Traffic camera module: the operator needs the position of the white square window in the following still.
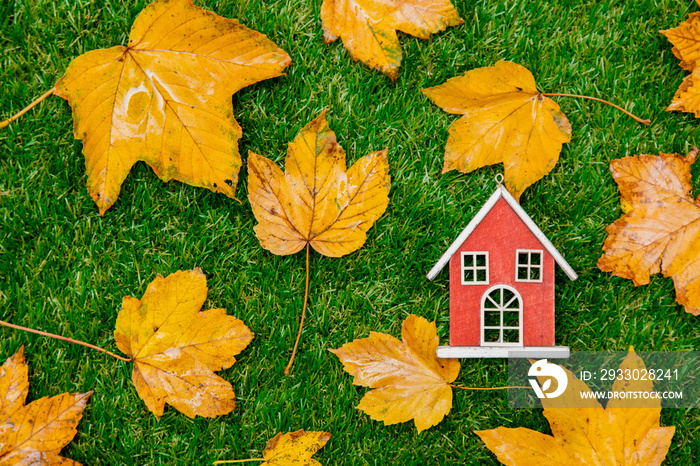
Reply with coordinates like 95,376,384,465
515,249,543,282
461,252,489,285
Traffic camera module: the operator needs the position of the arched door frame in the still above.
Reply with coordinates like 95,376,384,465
480,284,523,346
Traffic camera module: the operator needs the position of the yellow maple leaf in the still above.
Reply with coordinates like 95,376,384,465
260,430,331,466
52,0,291,214
330,314,460,433
247,110,390,373
476,348,675,465
215,430,331,466
114,268,253,418
0,347,92,465
247,110,391,258
422,60,572,200
662,3,700,116
320,0,462,80
597,149,700,315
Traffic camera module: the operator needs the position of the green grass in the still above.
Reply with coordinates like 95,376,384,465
1,0,699,464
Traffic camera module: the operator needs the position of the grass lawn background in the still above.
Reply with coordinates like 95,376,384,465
1,0,698,464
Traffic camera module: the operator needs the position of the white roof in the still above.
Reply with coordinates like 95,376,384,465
426,185,578,281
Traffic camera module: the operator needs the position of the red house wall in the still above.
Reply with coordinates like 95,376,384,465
449,198,556,347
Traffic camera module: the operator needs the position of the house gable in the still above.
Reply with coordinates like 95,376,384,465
427,185,577,281
452,197,553,287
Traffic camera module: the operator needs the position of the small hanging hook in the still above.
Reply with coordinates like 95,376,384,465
495,173,504,185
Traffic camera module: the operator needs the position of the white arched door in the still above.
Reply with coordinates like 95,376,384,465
480,285,522,346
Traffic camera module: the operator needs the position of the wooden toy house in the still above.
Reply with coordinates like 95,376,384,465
427,184,577,358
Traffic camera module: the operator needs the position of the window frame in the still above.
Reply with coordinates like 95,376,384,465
460,251,489,285
515,249,544,283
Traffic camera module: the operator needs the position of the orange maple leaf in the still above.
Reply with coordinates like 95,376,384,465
0,347,92,465
52,0,291,214
598,149,700,315
476,348,675,465
422,61,572,200
662,2,700,116
247,110,391,257
114,269,253,418
320,0,462,80
330,314,460,433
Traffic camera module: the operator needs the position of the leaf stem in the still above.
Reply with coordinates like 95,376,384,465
0,88,56,129
542,92,650,125
284,244,310,376
450,384,531,390
0,319,131,362
213,459,265,464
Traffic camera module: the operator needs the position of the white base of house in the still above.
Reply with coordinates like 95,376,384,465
436,345,570,359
